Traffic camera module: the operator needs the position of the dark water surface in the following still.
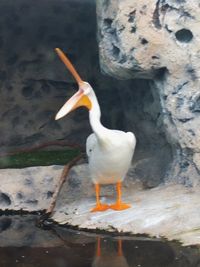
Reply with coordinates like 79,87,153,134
0,215,199,267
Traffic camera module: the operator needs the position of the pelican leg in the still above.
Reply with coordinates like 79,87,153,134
110,181,131,210
91,183,109,212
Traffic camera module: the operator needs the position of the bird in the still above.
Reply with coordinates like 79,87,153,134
54,48,136,212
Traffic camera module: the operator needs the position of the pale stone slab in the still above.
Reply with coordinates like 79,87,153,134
52,164,200,247
0,164,200,247
0,165,63,211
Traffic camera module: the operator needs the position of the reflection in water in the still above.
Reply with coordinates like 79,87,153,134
92,238,129,267
0,215,199,267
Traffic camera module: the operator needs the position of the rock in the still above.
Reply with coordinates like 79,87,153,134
0,163,200,246
96,0,200,186
0,165,63,211
0,0,95,151
52,164,200,246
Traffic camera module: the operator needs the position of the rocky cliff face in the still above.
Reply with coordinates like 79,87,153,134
96,0,200,186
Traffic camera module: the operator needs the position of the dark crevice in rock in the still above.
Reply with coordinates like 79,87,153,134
175,0,186,3
152,0,162,29
153,2,194,31
175,29,193,43
176,97,184,109
118,54,127,64
186,66,197,81
16,192,24,199
160,3,170,13
161,3,194,19
0,193,11,206
188,129,195,136
193,160,200,176
154,67,168,80
165,25,173,33
112,44,120,60
110,28,119,43
47,191,53,199
179,10,194,19
103,18,113,30
128,10,136,23
175,148,199,186
117,25,125,33
152,55,160,60
141,38,148,45
130,26,136,33
189,93,200,113
180,161,190,173
172,81,189,94
178,117,193,123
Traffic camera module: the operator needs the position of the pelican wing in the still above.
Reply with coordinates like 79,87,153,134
126,132,136,148
86,133,97,157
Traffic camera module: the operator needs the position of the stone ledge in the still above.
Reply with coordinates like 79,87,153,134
0,164,199,246
0,165,63,211
52,164,200,247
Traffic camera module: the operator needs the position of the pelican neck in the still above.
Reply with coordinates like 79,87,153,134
88,92,108,139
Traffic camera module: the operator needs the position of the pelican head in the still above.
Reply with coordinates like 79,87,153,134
55,48,92,120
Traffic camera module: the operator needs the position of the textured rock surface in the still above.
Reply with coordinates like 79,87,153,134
52,164,200,246
0,0,95,151
96,0,200,186
0,163,200,246
0,165,63,211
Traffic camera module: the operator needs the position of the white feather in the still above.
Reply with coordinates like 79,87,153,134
86,129,136,184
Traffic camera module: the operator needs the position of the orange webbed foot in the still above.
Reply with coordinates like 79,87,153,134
110,202,131,211
91,204,110,212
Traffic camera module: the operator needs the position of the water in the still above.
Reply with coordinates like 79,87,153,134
0,215,199,267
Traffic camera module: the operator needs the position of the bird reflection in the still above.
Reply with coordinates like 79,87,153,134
92,237,129,267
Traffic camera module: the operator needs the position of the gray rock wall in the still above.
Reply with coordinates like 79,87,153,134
96,0,200,186
0,0,96,151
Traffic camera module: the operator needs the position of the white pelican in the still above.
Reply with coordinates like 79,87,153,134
55,48,136,212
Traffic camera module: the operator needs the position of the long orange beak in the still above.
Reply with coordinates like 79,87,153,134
55,48,91,120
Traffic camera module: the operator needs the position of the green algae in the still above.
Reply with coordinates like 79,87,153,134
0,149,80,168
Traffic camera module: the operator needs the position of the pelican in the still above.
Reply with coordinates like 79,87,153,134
55,48,136,212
